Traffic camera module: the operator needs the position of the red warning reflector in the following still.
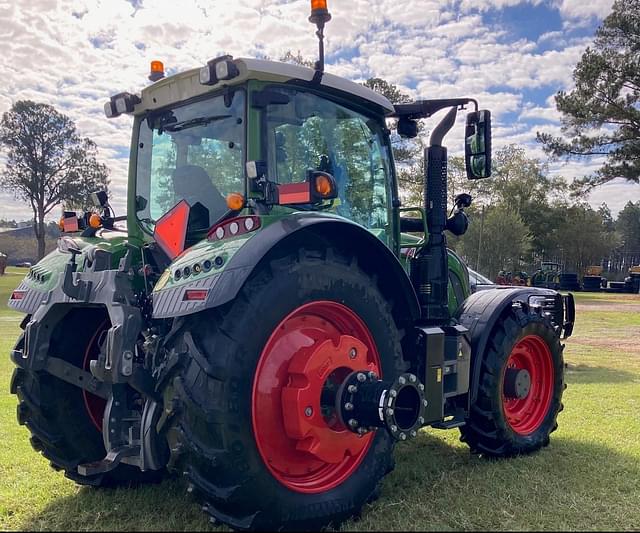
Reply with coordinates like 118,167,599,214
63,216,79,233
183,289,209,301
10,290,26,300
153,200,190,259
278,182,312,204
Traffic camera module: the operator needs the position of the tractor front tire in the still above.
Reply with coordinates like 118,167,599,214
163,246,405,531
460,308,564,457
10,311,162,487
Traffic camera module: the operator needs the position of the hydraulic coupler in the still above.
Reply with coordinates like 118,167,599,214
336,371,427,441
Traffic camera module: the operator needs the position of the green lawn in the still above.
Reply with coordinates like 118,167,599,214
1,267,638,531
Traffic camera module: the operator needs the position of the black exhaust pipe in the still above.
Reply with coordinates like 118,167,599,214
336,371,427,441
410,106,458,323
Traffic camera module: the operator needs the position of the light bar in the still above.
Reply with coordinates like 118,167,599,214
208,216,261,242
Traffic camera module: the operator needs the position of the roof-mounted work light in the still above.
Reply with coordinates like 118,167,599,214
199,55,239,86
104,92,141,118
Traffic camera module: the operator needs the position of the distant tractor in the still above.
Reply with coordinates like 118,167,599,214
532,262,562,290
7,2,575,530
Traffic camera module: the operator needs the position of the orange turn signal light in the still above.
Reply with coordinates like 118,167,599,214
315,174,334,197
311,0,328,10
89,213,102,229
58,217,65,231
226,193,245,211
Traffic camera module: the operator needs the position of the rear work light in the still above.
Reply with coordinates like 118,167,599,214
208,216,261,242
10,290,26,300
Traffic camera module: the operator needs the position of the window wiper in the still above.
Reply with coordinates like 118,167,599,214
163,114,232,132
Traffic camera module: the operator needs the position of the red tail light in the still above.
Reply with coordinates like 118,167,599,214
183,289,209,301
10,290,26,300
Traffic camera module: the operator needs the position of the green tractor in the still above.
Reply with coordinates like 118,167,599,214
8,3,575,530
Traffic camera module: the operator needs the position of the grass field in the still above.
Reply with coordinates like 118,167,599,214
0,267,638,531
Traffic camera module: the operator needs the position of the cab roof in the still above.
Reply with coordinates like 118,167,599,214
136,57,395,116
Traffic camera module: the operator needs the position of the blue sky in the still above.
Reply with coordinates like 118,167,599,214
0,0,637,221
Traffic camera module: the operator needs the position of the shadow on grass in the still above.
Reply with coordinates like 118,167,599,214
16,433,640,532
565,362,638,384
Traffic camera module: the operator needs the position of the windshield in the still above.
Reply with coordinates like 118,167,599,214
264,87,392,231
135,90,245,231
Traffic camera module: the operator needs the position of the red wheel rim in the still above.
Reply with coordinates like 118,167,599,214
252,301,381,494
502,334,554,435
82,321,109,432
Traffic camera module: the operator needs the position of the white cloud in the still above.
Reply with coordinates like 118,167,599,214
556,0,614,20
0,0,630,223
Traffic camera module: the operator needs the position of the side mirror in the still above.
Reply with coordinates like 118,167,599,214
465,110,492,179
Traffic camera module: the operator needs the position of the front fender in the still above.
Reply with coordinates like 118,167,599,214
152,213,421,323
456,287,572,404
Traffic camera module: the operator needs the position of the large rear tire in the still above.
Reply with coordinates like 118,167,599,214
10,310,162,486
460,308,565,457
163,246,405,530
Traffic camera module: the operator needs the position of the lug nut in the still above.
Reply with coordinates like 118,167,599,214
419,383,425,391
423,399,428,406
399,433,407,441
398,376,406,385
304,407,313,417
348,384,358,394
409,374,417,383
389,389,397,398
390,424,398,433
348,419,359,428
345,402,354,411
410,430,417,438
386,408,394,416
368,371,378,380
349,348,357,359
357,373,367,383
418,416,425,425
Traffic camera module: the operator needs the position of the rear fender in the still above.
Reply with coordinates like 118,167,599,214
456,287,573,404
152,213,421,324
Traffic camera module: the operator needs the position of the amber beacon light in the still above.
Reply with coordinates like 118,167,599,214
310,0,331,24
149,60,165,82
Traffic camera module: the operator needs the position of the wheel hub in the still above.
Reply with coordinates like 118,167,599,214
503,368,531,399
281,334,374,465
502,335,554,435
252,301,382,493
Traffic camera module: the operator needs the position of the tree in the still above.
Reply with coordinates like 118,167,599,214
616,201,640,252
556,203,618,273
457,205,531,279
537,0,640,188
0,101,109,259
